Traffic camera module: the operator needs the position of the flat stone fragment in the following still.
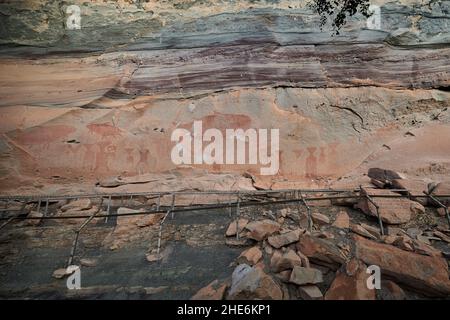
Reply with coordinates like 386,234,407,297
237,246,263,266
351,224,378,240
354,235,450,296
245,220,281,241
391,179,429,205
324,259,376,300
267,229,301,248
332,211,350,229
296,234,346,270
356,188,417,224
289,266,323,285
225,218,249,237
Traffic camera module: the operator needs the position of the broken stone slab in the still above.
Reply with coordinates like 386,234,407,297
350,224,378,240
61,198,92,212
271,249,302,273
245,219,280,241
434,230,450,243
392,236,414,252
359,223,381,238
289,266,323,286
386,226,404,236
267,229,302,249
225,218,249,237
370,178,386,189
191,280,228,300
230,264,251,287
356,188,420,224
416,234,434,245
297,213,310,229
311,212,330,225
354,235,450,296
296,234,346,270
412,239,442,257
391,179,429,206
332,211,350,229
297,285,323,300
237,246,262,266
411,201,426,215
228,264,283,300
406,227,422,239
324,258,376,300
381,234,399,245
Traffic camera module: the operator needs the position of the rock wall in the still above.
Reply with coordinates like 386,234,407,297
0,0,449,192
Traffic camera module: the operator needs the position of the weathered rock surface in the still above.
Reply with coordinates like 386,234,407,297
289,266,323,286
0,1,449,191
237,247,263,266
430,182,450,206
267,229,302,249
245,220,280,241
271,249,302,273
296,234,347,270
325,259,376,300
332,211,350,229
228,264,283,300
226,219,249,237
351,224,379,240
1,0,450,301
356,188,418,224
311,212,330,226
354,235,450,296
391,179,429,205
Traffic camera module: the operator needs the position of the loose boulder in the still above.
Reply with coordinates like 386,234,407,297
289,266,323,285
267,229,302,249
245,220,281,241
296,234,346,270
228,264,283,300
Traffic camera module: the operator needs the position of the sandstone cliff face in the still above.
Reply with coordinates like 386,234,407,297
0,0,449,192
